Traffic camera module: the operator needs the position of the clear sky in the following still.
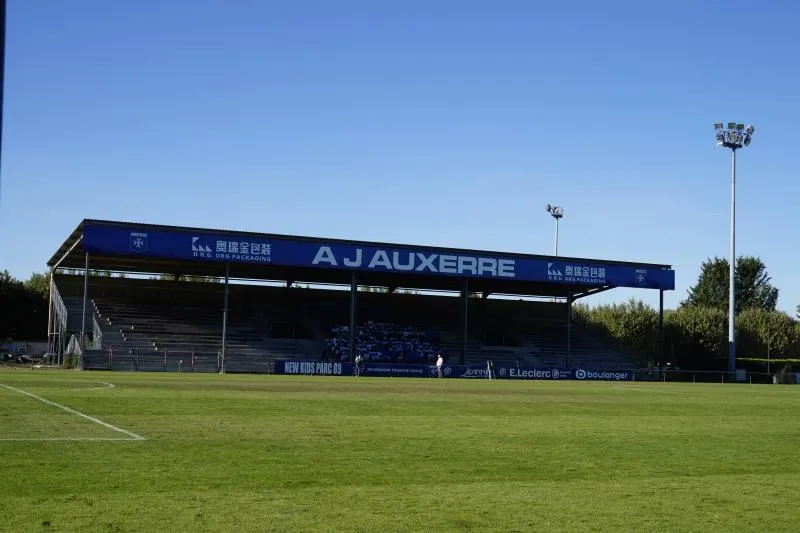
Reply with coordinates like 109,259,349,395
1,0,798,314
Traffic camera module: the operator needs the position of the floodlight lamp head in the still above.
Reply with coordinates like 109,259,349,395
743,135,751,146
736,123,745,131
547,204,563,218
727,122,736,130
714,122,723,130
746,125,754,135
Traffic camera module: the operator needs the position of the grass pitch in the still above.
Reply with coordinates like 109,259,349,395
0,371,798,532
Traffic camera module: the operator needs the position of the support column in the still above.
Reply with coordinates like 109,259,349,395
727,149,737,376
565,288,572,369
461,278,469,365
659,289,665,368
349,272,357,362
46,270,53,354
81,253,89,349
221,263,230,374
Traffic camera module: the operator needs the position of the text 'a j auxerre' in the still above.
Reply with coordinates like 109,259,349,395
311,247,516,278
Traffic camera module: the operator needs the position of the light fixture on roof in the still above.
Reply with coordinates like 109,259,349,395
545,204,564,256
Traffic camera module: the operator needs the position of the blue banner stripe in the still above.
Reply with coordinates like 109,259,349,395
83,224,675,291
274,361,633,381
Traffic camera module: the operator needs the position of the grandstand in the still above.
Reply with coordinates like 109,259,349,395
45,219,675,373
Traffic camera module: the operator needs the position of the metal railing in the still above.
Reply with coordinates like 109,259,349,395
50,278,68,354
88,315,103,350
631,368,796,385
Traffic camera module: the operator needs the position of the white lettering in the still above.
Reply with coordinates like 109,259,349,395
392,251,414,271
415,253,438,273
509,368,556,379
439,255,457,274
457,256,477,275
343,249,362,267
368,250,393,270
312,246,337,266
477,258,497,276
498,259,515,278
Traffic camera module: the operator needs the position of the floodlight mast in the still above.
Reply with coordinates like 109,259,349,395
715,121,755,376
546,204,564,256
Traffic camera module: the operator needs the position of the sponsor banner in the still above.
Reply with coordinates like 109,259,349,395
436,365,492,378
82,223,675,291
361,363,429,378
274,360,429,378
275,361,633,381
277,360,351,376
573,368,632,381
497,367,572,380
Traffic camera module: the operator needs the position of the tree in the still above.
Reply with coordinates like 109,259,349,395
60,269,126,278
24,271,51,299
359,285,388,293
574,298,659,361
736,309,797,359
157,273,220,283
0,270,47,340
665,306,728,367
682,256,778,313
796,304,799,321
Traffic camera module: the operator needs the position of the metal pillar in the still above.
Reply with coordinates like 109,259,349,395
349,272,357,361
554,217,560,256
81,253,89,348
46,270,53,354
659,289,665,368
565,288,572,368
727,149,737,375
0,0,5,198
461,278,469,365
221,263,230,374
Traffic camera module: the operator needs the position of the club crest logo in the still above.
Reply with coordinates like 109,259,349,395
129,232,148,252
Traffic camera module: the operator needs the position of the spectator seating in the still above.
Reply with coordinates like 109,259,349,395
55,274,637,373
322,321,440,363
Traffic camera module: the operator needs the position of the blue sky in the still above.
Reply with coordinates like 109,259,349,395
1,0,798,314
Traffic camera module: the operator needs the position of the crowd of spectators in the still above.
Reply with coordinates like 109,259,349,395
322,321,440,363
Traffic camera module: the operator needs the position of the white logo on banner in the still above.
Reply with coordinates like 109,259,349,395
192,237,212,253
548,263,607,284
190,236,272,262
129,232,148,252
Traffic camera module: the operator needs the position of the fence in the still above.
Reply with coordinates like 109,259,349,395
93,347,272,374
49,278,68,354
74,353,800,384
274,361,800,384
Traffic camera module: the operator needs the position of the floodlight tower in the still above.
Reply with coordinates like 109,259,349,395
715,122,755,376
546,204,564,256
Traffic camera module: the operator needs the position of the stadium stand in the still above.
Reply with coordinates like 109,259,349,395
52,273,634,373
42,219,675,375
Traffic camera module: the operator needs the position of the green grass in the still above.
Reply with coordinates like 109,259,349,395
1,370,798,532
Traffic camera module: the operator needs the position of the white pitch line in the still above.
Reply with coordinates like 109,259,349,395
0,384,145,441
0,437,140,442
611,385,673,393
68,381,115,392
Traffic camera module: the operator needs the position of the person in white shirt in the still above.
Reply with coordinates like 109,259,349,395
436,354,444,378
